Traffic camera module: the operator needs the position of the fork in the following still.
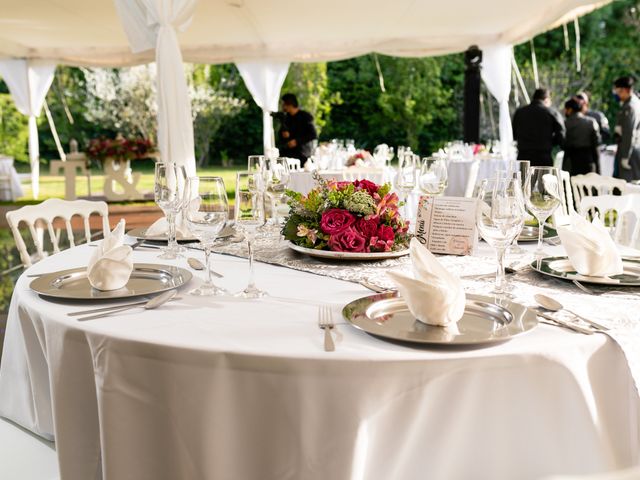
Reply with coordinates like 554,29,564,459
318,305,335,352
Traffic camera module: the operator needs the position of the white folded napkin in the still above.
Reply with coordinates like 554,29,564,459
87,219,133,291
146,215,191,238
387,239,466,327
556,212,623,277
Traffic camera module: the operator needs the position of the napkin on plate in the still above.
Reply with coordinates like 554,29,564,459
387,239,466,327
87,219,133,291
145,215,191,238
556,212,623,277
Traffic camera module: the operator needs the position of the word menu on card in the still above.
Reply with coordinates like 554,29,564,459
414,196,478,255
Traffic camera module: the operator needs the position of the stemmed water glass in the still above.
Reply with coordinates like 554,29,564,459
154,162,187,260
524,166,562,257
476,175,525,295
234,172,267,298
396,152,417,218
247,155,265,173
184,176,229,296
418,157,448,195
508,160,530,254
263,157,291,226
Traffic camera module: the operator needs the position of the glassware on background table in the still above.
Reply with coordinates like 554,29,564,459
508,160,530,255
524,166,562,257
476,175,525,295
418,157,448,195
247,155,265,172
386,146,395,168
184,176,229,296
263,157,291,226
154,162,187,260
396,152,418,218
234,172,267,298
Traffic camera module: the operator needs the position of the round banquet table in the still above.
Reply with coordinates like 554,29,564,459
0,242,639,480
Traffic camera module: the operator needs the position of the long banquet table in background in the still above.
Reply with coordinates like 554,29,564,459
1,235,639,480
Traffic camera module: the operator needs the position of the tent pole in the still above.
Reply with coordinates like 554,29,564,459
529,39,539,89
43,100,66,161
511,54,530,104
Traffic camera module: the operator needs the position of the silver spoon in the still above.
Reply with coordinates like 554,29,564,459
187,257,223,278
534,293,609,331
76,290,177,321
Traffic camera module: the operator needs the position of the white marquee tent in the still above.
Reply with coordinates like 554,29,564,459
0,0,611,198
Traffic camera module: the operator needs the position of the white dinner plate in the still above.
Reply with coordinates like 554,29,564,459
128,225,234,243
531,256,640,286
288,242,409,261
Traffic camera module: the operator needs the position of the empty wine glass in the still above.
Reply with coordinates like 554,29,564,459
386,146,395,168
524,166,562,257
508,160,530,254
418,157,448,195
247,155,265,173
476,175,525,295
263,157,291,226
234,172,267,298
396,152,417,217
154,162,187,260
184,176,229,296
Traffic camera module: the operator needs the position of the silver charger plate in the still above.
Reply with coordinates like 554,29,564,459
342,292,537,346
531,256,640,286
289,242,409,261
518,225,558,242
30,263,193,300
128,225,234,243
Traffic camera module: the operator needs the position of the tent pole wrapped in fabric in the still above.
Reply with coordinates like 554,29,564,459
237,61,291,155
481,44,515,151
0,60,55,199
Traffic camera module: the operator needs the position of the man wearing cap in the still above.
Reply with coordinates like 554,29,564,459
613,76,640,180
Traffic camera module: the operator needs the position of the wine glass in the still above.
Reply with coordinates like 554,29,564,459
234,172,267,298
508,160,530,254
247,155,265,173
386,146,395,168
263,157,291,226
418,157,448,195
396,152,417,218
524,166,562,257
184,176,229,296
476,175,525,295
154,162,187,260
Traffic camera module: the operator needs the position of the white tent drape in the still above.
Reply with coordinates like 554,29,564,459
481,44,514,151
0,60,55,199
114,0,197,177
236,61,290,155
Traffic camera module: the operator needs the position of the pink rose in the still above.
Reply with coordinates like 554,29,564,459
320,209,355,234
377,224,395,242
354,179,379,196
369,238,393,252
328,227,367,253
354,216,379,239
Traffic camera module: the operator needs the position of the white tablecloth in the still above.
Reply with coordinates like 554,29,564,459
444,158,513,196
0,156,24,200
1,242,639,480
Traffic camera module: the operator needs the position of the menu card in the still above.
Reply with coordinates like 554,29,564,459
414,196,478,255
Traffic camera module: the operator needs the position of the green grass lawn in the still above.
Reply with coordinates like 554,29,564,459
8,163,242,205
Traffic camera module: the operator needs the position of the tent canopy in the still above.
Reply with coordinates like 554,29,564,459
0,0,610,67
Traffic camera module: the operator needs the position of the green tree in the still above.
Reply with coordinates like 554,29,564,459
0,94,28,163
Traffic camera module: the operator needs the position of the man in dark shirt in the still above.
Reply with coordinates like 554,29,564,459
613,76,640,181
562,97,601,176
277,93,318,163
512,88,565,167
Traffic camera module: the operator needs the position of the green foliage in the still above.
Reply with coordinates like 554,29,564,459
0,94,28,163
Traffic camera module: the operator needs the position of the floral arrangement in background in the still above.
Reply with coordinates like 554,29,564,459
86,135,154,162
283,178,410,253
345,150,374,167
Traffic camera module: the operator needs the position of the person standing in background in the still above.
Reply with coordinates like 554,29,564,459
562,97,601,176
512,88,565,167
277,93,318,164
576,91,610,144
612,76,640,181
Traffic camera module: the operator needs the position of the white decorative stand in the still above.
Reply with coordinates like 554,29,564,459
103,157,144,201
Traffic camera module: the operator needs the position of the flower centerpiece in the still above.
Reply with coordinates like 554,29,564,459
86,135,154,163
345,150,374,167
282,178,410,253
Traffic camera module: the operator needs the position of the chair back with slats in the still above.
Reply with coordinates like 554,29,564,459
285,158,302,171
571,172,627,206
579,194,640,248
6,198,109,267
552,170,576,226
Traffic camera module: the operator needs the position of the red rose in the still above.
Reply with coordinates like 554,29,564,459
354,179,379,196
320,209,355,234
328,227,367,253
369,238,393,252
354,216,379,239
377,224,395,242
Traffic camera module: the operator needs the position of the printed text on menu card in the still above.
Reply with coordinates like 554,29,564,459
414,196,478,255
